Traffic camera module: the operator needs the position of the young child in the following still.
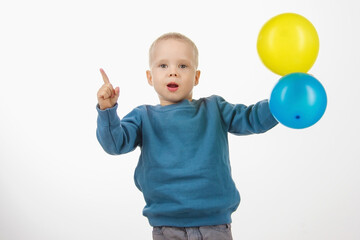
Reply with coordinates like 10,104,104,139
96,32,278,240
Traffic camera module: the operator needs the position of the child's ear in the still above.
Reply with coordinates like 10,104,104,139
146,70,153,86
194,70,201,86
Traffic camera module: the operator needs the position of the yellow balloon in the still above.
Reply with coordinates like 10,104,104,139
257,13,319,76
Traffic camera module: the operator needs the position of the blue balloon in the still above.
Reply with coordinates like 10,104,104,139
269,73,327,129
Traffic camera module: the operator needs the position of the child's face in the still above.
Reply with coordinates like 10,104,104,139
147,39,200,106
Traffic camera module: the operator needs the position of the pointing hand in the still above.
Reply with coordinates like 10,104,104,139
97,68,120,110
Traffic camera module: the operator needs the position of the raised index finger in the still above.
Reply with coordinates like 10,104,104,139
100,68,110,84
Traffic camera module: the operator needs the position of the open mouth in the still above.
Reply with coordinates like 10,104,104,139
167,82,179,92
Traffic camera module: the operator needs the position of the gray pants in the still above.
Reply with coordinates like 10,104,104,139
152,224,233,240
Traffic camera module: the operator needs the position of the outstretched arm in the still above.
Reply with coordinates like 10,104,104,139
216,96,278,135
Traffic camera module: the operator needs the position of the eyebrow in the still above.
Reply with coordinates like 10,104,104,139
154,59,193,64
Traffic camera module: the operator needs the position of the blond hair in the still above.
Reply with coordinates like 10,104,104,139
148,32,199,69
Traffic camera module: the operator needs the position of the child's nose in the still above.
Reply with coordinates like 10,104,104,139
168,65,179,77
169,73,178,77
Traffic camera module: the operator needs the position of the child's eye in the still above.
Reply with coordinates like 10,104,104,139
179,64,187,69
160,64,167,68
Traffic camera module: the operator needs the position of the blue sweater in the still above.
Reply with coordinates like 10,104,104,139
96,95,278,227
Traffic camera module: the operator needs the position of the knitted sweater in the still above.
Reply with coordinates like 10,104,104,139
96,95,278,227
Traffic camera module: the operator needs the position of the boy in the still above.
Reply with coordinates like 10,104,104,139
96,32,278,240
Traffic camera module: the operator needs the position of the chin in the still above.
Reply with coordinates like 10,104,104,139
159,96,183,105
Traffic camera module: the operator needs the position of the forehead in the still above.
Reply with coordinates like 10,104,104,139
151,39,195,60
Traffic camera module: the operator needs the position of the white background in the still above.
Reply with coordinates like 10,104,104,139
1,0,359,239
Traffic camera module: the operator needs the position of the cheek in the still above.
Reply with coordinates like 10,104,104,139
187,72,198,84
152,70,166,80
152,79,165,90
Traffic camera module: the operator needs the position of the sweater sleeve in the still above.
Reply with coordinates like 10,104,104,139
96,103,142,155
214,95,278,135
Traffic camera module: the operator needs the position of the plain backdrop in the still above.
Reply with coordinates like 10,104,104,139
1,0,359,239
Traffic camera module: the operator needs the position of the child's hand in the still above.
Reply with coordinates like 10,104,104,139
97,68,120,110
